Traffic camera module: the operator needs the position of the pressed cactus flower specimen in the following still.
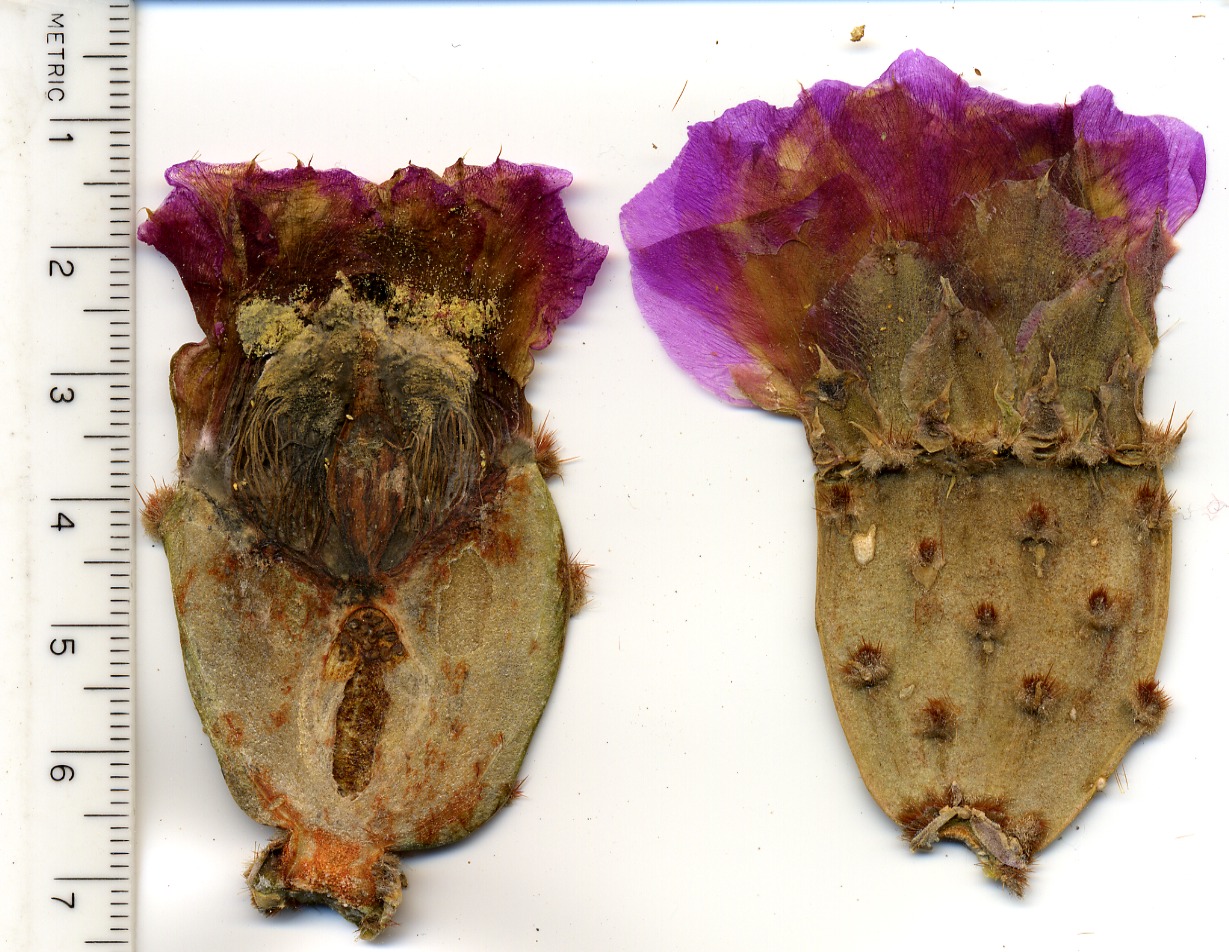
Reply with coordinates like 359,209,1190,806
621,51,1204,893
141,158,605,937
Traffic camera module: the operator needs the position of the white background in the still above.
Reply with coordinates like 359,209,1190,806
126,2,1228,949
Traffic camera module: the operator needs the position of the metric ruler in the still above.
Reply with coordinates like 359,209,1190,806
1,2,137,949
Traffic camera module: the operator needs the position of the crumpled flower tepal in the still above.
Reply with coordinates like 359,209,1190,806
141,159,605,936
622,52,1204,893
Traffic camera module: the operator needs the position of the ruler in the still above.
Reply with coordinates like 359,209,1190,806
1,2,136,949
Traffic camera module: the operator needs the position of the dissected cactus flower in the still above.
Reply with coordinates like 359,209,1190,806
141,158,605,936
621,51,1204,893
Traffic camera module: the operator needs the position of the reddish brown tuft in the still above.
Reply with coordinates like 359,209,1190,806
828,483,853,510
818,482,859,531
1133,481,1174,530
1006,811,1048,856
841,641,890,688
501,776,528,805
994,862,1031,897
917,697,958,741
1141,413,1188,467
1131,678,1170,734
1018,672,1061,717
1020,501,1051,541
971,601,1003,653
896,792,946,839
533,418,573,480
1085,585,1120,631
563,552,591,617
916,537,939,566
967,794,1011,829
139,481,177,540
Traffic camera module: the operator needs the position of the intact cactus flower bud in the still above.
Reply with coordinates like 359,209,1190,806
622,51,1204,893
141,159,605,937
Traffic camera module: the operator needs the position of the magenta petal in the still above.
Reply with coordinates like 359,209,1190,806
141,158,606,356
627,230,762,405
438,159,608,349
142,158,606,467
622,51,1206,410
1071,86,1207,232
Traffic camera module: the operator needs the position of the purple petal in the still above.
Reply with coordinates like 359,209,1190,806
142,158,607,465
435,158,608,351
1070,86,1207,232
622,51,1205,409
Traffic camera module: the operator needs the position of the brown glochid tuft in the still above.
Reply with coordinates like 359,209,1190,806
562,552,591,617
533,418,571,480
994,863,1031,898
1020,501,1051,540
1018,672,1060,717
917,697,958,741
501,776,528,805
1131,678,1170,734
972,601,1001,653
1086,586,1113,629
896,790,947,839
841,641,890,688
139,482,177,540
1141,414,1187,467
1133,481,1173,530
1006,811,1048,856
916,537,939,565
819,482,859,531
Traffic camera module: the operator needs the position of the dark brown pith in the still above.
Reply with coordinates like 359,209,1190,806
330,606,407,797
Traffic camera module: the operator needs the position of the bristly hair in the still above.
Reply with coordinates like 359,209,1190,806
817,481,859,533
562,552,591,617
917,697,958,741
1141,412,1188,468
1018,671,1061,718
501,776,528,805
841,641,890,688
533,417,574,480
230,335,490,576
1132,678,1170,734
138,481,177,540
1133,480,1175,532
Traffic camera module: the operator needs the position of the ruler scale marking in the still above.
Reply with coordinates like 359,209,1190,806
25,3,137,949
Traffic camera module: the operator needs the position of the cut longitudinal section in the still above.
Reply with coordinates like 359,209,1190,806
328,606,407,796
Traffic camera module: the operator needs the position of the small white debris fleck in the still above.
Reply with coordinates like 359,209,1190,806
899,683,916,700
853,524,877,565
1070,706,1078,721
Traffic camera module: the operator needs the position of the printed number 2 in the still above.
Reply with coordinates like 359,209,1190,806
49,260,74,277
